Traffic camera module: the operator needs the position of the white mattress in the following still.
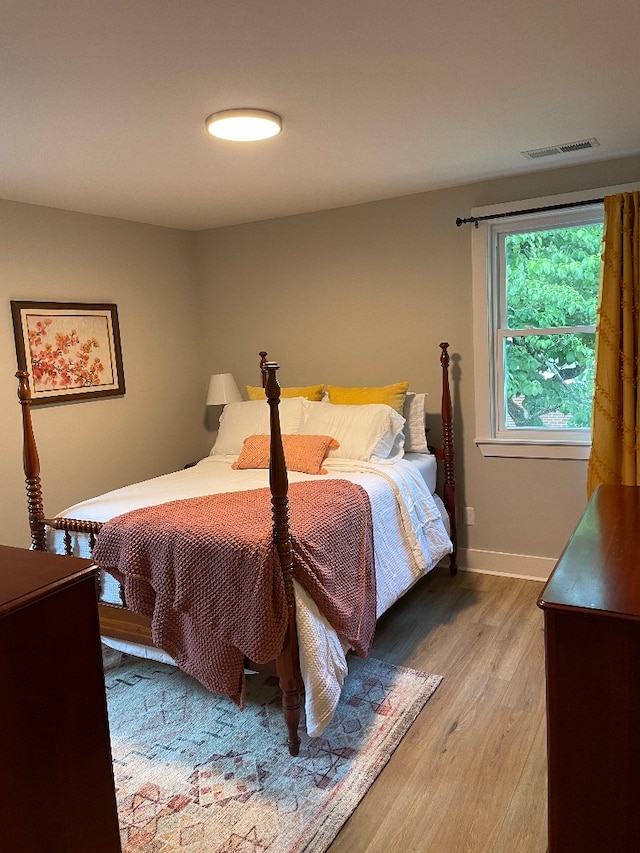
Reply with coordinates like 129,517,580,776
52,452,451,736
404,451,437,494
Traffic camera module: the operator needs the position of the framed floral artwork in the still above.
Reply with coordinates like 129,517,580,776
11,300,125,404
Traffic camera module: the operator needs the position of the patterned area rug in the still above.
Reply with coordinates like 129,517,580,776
103,647,442,852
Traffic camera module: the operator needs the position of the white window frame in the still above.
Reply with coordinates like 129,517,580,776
471,182,640,460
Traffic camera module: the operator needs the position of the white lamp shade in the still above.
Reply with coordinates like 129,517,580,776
206,373,242,406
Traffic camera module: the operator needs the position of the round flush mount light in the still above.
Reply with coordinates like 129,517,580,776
205,109,282,142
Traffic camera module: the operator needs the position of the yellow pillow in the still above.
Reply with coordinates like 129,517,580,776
231,434,339,475
246,384,324,402
326,381,409,415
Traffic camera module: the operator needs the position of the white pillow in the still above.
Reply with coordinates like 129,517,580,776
211,398,306,456
403,392,430,454
299,401,405,463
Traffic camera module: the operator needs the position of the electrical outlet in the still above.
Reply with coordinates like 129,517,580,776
464,506,475,526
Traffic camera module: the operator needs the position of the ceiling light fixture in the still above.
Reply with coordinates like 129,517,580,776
205,109,282,142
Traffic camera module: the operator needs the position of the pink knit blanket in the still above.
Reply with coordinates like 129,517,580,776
92,480,375,705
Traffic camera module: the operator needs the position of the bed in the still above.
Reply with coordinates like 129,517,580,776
16,344,457,756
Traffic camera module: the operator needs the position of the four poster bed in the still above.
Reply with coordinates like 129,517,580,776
16,344,457,756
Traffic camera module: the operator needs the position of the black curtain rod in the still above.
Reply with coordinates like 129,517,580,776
456,196,604,227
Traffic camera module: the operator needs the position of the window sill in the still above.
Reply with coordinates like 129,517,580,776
475,439,590,460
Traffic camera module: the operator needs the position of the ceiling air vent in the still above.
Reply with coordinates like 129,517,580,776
521,138,600,160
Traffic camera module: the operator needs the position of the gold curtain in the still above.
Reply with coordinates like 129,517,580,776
587,191,640,498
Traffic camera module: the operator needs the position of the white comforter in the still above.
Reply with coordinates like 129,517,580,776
51,454,452,736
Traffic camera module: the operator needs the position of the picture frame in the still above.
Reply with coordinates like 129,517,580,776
11,300,125,405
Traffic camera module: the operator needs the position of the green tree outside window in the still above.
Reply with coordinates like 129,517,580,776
501,223,602,429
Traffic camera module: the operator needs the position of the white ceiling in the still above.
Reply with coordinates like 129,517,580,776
2,1,639,231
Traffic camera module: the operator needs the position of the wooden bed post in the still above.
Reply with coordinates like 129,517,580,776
16,371,47,551
259,351,268,388
439,343,457,574
265,361,302,756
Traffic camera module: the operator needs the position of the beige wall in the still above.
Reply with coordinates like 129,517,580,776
3,155,639,573
194,154,640,578
0,199,210,549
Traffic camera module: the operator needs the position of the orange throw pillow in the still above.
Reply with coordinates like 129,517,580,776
232,434,339,475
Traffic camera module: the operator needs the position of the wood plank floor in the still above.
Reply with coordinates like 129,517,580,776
328,567,548,853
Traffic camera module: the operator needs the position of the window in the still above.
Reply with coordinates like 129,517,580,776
493,208,602,443
470,188,615,460
472,182,640,459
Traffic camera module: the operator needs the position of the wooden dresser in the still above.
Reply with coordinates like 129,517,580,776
0,545,121,853
538,484,640,853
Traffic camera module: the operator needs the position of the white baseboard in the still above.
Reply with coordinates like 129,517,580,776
456,547,556,581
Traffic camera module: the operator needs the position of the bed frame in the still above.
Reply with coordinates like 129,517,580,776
16,344,457,755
